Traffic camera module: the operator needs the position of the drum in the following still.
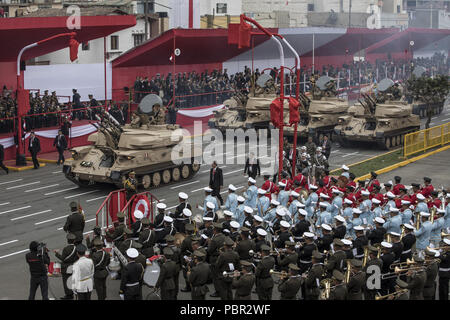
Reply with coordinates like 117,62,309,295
108,256,121,272
216,209,224,221
192,214,203,225
66,276,73,290
143,260,161,287
66,265,73,274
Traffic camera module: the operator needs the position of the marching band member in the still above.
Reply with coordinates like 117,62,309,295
383,192,397,216
234,196,246,227
393,176,405,196
330,189,343,218
400,224,416,262
400,200,413,225
244,177,258,209
430,209,445,248
421,177,434,198
415,193,429,214
305,185,319,218
224,184,238,215
415,212,433,257
342,198,354,220
256,188,270,216
346,208,363,239
367,217,386,245
263,199,279,223
383,207,402,235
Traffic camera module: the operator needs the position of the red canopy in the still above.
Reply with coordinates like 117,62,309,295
0,15,136,62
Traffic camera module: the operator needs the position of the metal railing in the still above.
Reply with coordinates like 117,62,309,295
403,122,450,157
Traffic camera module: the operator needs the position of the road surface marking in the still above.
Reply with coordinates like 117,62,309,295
190,186,209,193
11,209,52,221
44,187,79,195
6,181,40,190
35,215,68,225
52,171,62,174
0,179,23,186
0,206,32,216
0,240,18,247
25,184,59,193
64,190,100,199
224,169,243,176
0,249,29,260
86,196,108,203
220,186,244,194
0,202,10,206
170,180,200,189
341,152,359,158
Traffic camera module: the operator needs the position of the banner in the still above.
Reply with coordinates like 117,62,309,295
0,136,15,149
177,104,225,118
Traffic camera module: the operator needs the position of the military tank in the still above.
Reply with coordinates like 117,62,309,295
63,99,201,189
334,93,420,149
207,91,247,132
284,76,349,142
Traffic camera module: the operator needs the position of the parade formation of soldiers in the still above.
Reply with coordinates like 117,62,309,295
47,163,450,301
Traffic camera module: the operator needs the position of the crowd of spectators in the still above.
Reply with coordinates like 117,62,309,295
0,53,448,135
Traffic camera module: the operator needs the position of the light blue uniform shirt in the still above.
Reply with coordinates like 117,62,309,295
224,193,238,215
346,217,362,239
383,214,402,234
256,196,270,217
278,190,290,208
331,196,343,217
235,204,246,227
204,195,219,215
414,221,432,250
244,185,258,209
305,193,318,218
401,209,413,225
415,201,429,214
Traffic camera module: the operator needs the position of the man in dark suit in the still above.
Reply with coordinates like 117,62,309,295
320,134,332,159
287,144,299,167
0,144,8,174
209,161,224,205
28,132,41,169
53,130,67,165
244,152,260,179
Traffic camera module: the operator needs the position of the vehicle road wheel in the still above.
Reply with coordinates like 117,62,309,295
385,137,391,149
142,175,151,189
181,164,190,179
152,172,161,187
391,136,397,147
191,160,200,173
162,169,171,184
172,167,181,182
396,135,401,146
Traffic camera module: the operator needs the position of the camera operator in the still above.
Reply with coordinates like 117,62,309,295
25,241,50,300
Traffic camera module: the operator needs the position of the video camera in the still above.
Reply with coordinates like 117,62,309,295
36,242,48,256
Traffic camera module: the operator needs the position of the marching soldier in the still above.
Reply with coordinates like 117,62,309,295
180,224,196,292
390,232,404,263
155,247,178,300
367,217,386,245
298,232,317,274
423,249,439,300
389,279,410,300
173,192,191,233
400,224,416,262
63,202,85,244
277,241,298,272
332,215,347,239
380,241,395,295
216,237,240,300
119,248,145,300
188,250,212,300
255,244,275,300
131,210,144,239
346,259,366,300
274,221,291,249
326,239,347,274
54,233,78,300
207,222,226,298
352,226,368,260
292,209,311,240
303,251,324,300
328,270,347,300
363,245,383,300
90,238,110,300
405,254,427,300
138,218,156,258
165,234,182,299
278,263,302,300
232,260,255,300
415,212,432,257
235,227,255,261
106,211,126,247
438,238,450,300
118,228,136,255
123,171,138,201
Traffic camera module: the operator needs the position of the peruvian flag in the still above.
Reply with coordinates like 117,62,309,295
131,194,151,223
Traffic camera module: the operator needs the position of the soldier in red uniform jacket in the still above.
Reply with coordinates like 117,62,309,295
421,177,434,198
393,176,405,196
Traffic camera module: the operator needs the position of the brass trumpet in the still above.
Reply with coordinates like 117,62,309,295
222,270,242,277
441,232,450,238
269,269,287,277
381,266,425,280
375,289,409,300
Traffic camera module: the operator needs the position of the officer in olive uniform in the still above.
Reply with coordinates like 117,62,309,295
278,263,302,300
63,202,85,244
106,211,126,247
326,239,347,274
423,249,439,300
207,222,226,298
118,228,136,255
235,227,255,261
85,226,102,251
406,254,427,300
390,279,410,300
329,270,348,300
347,259,366,300
90,238,110,300
54,233,78,300
277,241,298,272
438,238,450,300
216,236,240,300
232,260,255,300
255,244,275,300
155,247,178,300
138,218,156,258
363,245,383,300
124,171,138,201
304,251,324,300
120,248,145,300
180,224,195,292
188,250,212,300
165,234,182,299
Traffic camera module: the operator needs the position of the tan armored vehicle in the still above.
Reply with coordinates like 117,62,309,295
208,92,247,132
63,106,201,189
334,93,420,149
284,76,349,142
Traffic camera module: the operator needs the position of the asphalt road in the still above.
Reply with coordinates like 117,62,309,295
0,101,448,300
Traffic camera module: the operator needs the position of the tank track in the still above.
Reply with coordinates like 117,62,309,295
413,102,444,119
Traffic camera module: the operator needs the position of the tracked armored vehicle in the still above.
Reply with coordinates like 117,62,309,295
284,76,349,142
207,92,247,132
64,108,201,189
334,93,420,149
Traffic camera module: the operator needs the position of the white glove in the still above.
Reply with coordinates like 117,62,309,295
119,294,124,300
